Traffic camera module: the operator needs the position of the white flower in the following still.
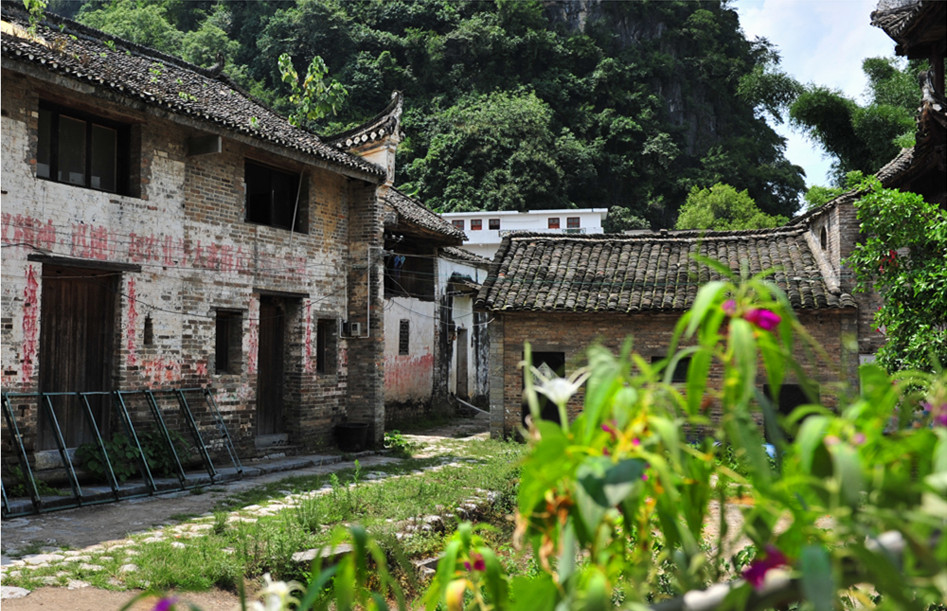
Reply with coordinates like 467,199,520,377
244,573,304,611
531,366,590,409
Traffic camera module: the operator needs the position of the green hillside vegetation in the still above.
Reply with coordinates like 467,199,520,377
55,0,814,227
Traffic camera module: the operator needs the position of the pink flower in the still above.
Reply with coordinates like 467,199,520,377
742,545,788,590
852,432,866,445
824,435,840,446
470,552,486,572
744,308,781,331
723,299,738,316
631,437,641,447
641,473,648,481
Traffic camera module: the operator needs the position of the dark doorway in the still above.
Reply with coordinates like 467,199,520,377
38,265,118,449
522,351,566,426
256,296,286,436
456,328,469,400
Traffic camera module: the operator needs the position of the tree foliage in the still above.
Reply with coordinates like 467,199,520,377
675,183,788,231
790,58,918,185
847,178,947,372
70,0,808,226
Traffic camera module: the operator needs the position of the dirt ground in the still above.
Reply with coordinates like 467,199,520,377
0,414,490,611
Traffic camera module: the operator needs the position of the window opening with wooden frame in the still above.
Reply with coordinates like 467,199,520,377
548,217,560,229
245,160,306,232
37,102,130,194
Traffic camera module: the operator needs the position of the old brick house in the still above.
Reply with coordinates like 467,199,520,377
476,227,859,438
0,6,387,467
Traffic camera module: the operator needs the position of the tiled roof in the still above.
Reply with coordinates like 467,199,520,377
440,246,492,267
0,6,384,181
327,91,402,150
477,228,855,313
383,188,465,242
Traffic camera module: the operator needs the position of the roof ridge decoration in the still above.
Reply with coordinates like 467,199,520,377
0,3,385,182
327,91,404,150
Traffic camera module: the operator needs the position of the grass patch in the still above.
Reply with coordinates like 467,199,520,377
1,438,525,595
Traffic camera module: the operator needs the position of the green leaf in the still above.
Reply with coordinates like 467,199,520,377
685,280,727,337
577,457,646,508
582,568,610,611
831,443,864,507
686,348,712,416
800,545,835,611
795,416,829,473
510,574,558,611
729,318,757,403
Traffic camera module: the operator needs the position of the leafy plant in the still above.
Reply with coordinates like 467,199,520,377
846,177,947,372
277,53,347,127
384,431,417,458
75,429,194,483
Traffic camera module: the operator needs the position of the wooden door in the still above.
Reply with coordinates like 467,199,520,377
39,265,117,449
256,297,285,436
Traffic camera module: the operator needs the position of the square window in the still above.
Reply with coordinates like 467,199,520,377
470,219,482,231
245,160,306,232
548,217,560,229
452,219,464,230
399,319,410,355
316,318,337,374
567,217,580,228
37,103,129,194
489,218,500,230
215,310,243,374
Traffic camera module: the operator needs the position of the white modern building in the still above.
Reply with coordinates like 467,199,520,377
440,208,609,259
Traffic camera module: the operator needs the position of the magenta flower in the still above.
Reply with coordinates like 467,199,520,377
631,437,641,447
468,552,486,572
742,545,789,590
153,598,177,611
852,432,866,445
723,299,738,316
744,308,781,331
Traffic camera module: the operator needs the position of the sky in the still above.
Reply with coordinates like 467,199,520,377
734,0,897,191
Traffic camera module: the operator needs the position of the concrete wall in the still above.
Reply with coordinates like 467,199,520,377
489,309,859,438
383,296,435,406
1,69,383,454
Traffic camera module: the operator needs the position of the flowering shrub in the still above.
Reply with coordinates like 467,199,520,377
847,177,947,372
215,267,947,610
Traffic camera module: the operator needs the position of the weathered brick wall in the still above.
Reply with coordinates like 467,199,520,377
808,200,885,356
489,309,858,438
343,181,386,444
1,70,380,457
